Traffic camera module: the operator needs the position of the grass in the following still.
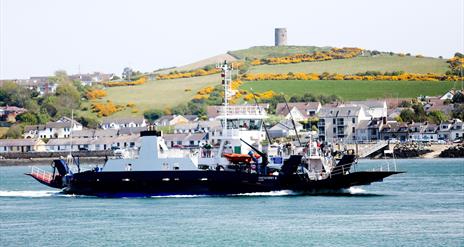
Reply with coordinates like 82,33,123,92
101,74,220,116
249,55,448,74
228,46,332,59
240,80,456,101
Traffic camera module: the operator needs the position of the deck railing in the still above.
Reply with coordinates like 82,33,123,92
30,166,53,183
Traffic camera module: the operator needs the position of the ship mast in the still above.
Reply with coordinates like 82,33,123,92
217,60,232,155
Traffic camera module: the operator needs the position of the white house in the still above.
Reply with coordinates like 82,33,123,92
438,119,463,141
0,139,46,153
275,102,321,121
317,106,371,142
46,135,140,152
269,119,304,138
101,117,147,130
347,100,387,118
24,117,83,139
154,115,189,127
163,133,208,148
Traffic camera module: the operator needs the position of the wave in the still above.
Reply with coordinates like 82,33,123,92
232,190,301,197
346,187,367,194
0,190,65,198
150,194,208,198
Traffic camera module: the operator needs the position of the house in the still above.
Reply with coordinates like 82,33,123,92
0,106,27,123
0,139,46,153
355,117,386,142
269,119,303,138
380,122,409,142
154,115,189,126
423,97,453,115
118,127,147,136
437,119,463,141
275,102,321,121
163,133,208,148
69,72,114,86
46,135,140,152
173,121,222,134
101,117,147,130
317,106,370,142
72,129,118,139
440,89,457,100
347,100,387,118
36,82,57,96
274,102,321,120
408,122,428,142
24,117,83,139
422,124,439,142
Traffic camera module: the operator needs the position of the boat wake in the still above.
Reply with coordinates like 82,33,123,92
346,187,367,194
232,190,302,197
0,190,68,198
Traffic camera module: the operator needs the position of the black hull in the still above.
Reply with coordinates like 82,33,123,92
59,170,402,197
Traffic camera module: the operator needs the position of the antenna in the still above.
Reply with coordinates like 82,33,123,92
250,88,272,144
282,93,302,146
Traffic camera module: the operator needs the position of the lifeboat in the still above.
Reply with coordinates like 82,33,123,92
223,153,261,164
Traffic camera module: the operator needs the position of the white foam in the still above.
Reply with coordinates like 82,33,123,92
347,187,366,194
0,190,62,198
150,194,207,198
233,190,300,197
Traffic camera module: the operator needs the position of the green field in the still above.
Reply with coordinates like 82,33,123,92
240,80,455,100
228,46,332,59
249,55,448,74
101,74,220,116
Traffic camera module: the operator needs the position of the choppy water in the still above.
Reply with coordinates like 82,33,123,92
0,159,463,246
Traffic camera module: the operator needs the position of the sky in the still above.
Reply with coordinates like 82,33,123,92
0,0,463,79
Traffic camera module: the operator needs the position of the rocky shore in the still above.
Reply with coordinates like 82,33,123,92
439,144,464,158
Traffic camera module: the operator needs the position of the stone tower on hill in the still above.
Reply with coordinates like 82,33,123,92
275,28,287,46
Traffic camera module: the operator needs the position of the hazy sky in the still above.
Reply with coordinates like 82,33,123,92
0,0,463,79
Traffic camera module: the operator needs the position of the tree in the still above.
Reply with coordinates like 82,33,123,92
452,104,464,120
427,111,448,124
399,109,415,122
143,109,164,122
452,91,464,103
78,116,100,129
5,125,23,139
55,83,81,110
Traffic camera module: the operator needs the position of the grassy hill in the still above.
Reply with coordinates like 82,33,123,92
228,46,332,59
249,55,448,74
98,46,452,116
240,80,455,101
101,74,219,116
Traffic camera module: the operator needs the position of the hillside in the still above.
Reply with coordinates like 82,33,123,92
98,46,453,117
239,80,455,101
228,46,332,59
249,55,449,74
158,54,237,74
101,74,219,116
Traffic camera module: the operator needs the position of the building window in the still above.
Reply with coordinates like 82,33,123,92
352,127,355,133
333,127,336,133
352,118,355,124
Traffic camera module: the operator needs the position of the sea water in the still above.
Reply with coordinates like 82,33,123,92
0,159,463,246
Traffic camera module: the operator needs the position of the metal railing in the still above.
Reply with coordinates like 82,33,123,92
217,106,266,116
30,166,53,183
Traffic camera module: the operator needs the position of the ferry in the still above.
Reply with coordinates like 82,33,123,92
27,61,403,197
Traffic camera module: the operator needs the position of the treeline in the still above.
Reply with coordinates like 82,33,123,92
250,47,363,65
242,72,464,81
0,71,100,138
